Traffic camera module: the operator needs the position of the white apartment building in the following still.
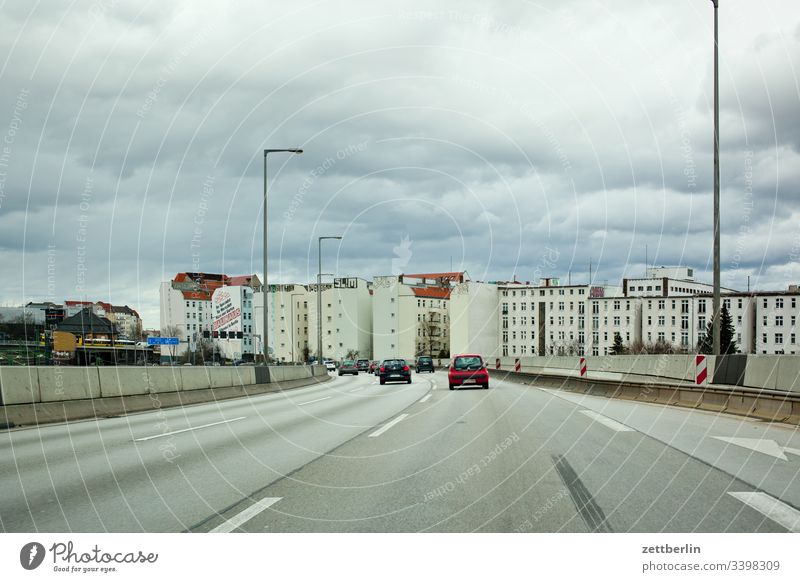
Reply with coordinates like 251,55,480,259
495,280,621,358
307,277,373,361
587,296,642,356
449,281,500,357
623,266,737,298
755,290,800,354
159,272,259,356
372,273,458,362
262,284,311,363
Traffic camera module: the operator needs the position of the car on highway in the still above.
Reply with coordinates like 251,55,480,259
415,356,435,373
368,360,378,374
355,358,370,373
378,359,411,385
325,361,336,372
448,354,489,389
338,360,358,376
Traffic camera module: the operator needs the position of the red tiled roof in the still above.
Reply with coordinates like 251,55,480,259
65,300,93,306
228,275,259,287
411,287,451,299
173,272,229,300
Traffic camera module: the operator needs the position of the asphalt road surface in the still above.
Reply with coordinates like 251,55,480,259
1,370,799,533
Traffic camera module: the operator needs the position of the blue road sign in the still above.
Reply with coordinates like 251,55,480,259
147,337,180,346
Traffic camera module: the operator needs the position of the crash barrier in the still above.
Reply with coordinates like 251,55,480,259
0,365,329,427
493,354,800,394
489,367,800,425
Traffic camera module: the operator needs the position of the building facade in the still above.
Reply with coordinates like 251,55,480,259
307,277,373,361
372,273,460,362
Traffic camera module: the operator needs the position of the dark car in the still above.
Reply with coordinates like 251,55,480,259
338,360,359,376
355,358,370,372
448,354,489,389
415,356,435,373
379,359,412,385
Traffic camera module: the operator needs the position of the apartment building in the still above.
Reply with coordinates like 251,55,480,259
754,290,800,354
63,300,142,339
587,296,642,356
372,272,459,362
306,277,373,361
493,279,622,357
159,272,260,355
449,280,500,357
623,266,737,298
262,284,311,363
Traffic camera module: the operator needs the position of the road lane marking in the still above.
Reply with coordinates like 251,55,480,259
210,497,282,533
728,492,800,532
298,396,332,406
579,410,635,432
419,394,432,403
368,414,409,437
713,437,789,461
134,417,246,442
349,387,365,393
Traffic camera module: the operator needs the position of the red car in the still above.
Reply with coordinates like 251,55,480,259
448,354,489,390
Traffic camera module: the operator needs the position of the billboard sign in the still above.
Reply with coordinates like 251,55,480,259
212,288,242,335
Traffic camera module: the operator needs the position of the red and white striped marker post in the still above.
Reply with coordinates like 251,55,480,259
695,354,708,386
514,358,521,372
579,357,587,378
495,358,501,370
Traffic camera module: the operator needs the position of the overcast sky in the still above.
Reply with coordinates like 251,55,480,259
0,0,798,327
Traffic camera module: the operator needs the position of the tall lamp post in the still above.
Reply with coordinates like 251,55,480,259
262,148,303,365
710,0,721,355
317,236,342,362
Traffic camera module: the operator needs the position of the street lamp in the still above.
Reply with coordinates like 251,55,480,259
317,235,342,363
710,0,721,355
262,148,303,365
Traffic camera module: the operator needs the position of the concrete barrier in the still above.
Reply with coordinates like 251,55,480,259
743,356,780,391
98,368,152,398
143,367,182,393
0,367,41,405
180,367,212,391
233,366,256,386
776,358,800,394
208,367,235,389
39,368,101,402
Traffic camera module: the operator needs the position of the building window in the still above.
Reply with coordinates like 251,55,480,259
776,316,784,326
777,298,784,309
776,333,783,345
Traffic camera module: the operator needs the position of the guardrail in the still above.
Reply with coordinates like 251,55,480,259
490,355,800,425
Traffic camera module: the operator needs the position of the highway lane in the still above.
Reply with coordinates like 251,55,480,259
197,371,798,533
2,369,798,533
0,371,429,532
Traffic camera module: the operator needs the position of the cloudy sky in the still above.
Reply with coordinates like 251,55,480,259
0,0,797,327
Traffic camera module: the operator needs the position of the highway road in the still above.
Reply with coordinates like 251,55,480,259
1,370,799,533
